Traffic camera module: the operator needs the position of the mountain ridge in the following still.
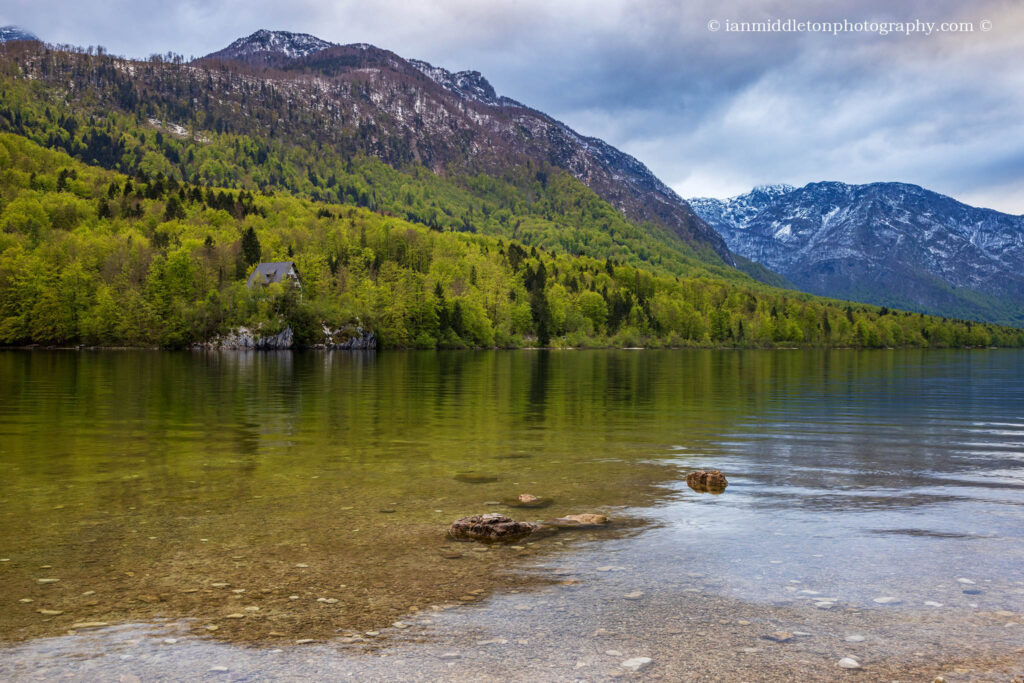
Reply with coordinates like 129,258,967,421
689,181,1024,326
192,30,733,263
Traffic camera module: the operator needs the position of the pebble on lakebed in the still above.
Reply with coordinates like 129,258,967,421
621,657,653,672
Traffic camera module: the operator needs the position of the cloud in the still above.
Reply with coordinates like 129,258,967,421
1,0,1022,213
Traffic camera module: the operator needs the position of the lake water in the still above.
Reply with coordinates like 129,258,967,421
0,349,1022,681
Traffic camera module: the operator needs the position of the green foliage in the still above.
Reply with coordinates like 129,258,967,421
0,133,1020,350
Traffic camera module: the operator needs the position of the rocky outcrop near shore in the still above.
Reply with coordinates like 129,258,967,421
194,323,377,350
196,326,295,350
318,324,377,350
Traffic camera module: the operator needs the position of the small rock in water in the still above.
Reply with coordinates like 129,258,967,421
294,564,309,568
70,622,108,630
18,598,32,603
962,589,982,595
837,657,861,669
392,622,410,629
36,578,60,584
36,609,64,616
762,632,794,643
438,652,461,659
844,634,866,642
605,650,623,656
956,578,976,585
365,631,380,637
621,657,653,672
518,494,539,504
686,469,728,493
924,601,944,607
210,666,229,673
623,591,644,600
295,639,315,644
225,613,245,619
872,596,900,604
162,638,178,644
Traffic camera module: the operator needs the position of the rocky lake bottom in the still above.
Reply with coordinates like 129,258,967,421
1,349,1022,680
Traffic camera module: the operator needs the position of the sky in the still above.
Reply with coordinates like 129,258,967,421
3,0,1023,213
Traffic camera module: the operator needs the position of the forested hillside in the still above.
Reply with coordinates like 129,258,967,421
2,133,1019,349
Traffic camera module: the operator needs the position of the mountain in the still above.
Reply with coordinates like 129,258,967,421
0,26,39,43
192,30,732,263
690,182,1024,326
202,29,336,65
689,184,794,245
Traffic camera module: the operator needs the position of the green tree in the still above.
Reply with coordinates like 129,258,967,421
241,227,262,266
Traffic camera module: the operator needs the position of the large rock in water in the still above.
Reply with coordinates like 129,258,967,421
448,514,537,542
686,469,728,493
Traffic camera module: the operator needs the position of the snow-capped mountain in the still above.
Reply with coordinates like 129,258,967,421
689,184,794,245
690,182,1024,326
204,29,335,62
0,26,39,43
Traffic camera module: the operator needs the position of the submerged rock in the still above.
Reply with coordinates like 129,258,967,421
541,513,610,529
621,657,653,672
453,473,499,484
686,469,729,493
503,494,552,509
448,514,537,542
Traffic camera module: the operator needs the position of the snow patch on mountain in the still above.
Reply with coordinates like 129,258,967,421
407,58,523,107
215,29,335,59
0,26,39,43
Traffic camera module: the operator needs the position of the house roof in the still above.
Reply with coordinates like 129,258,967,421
246,261,300,287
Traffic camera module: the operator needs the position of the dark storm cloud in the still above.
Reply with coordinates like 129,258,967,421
2,0,1022,212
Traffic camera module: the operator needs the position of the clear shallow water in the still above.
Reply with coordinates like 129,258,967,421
0,349,1022,681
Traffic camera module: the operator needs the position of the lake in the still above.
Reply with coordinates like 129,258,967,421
0,349,1022,681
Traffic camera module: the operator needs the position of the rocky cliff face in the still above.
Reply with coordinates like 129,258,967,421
193,31,731,262
690,182,1024,325
196,323,377,350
